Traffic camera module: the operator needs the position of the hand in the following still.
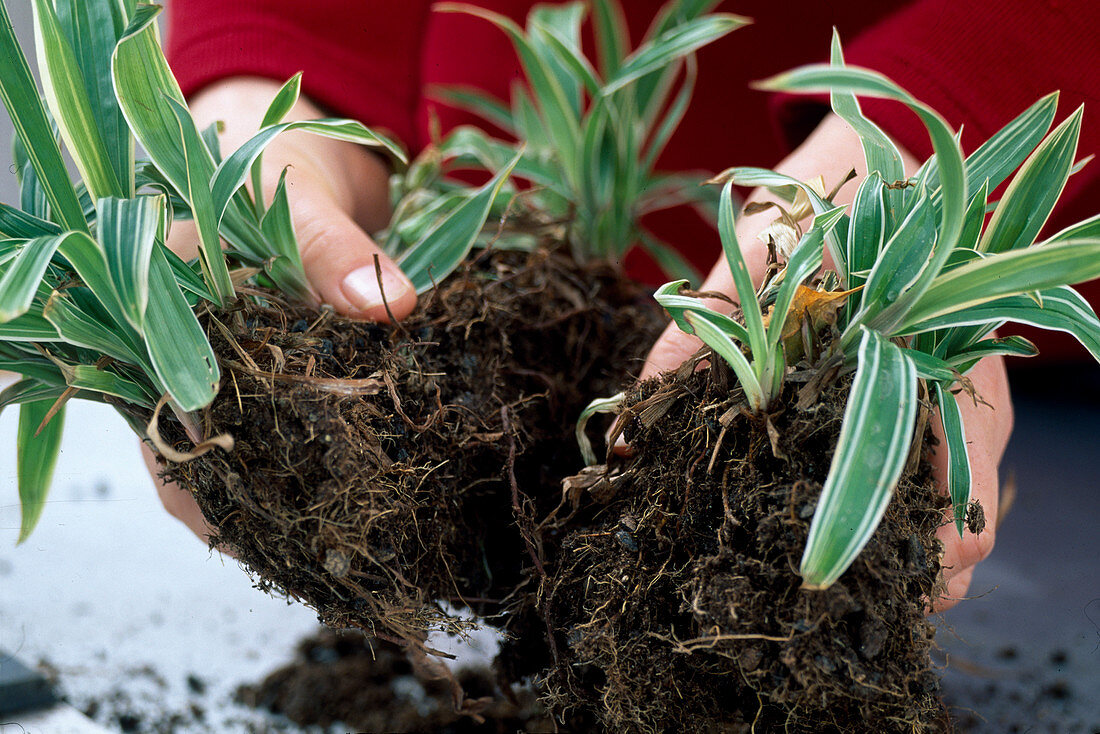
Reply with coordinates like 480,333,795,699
634,113,1009,614
148,76,416,545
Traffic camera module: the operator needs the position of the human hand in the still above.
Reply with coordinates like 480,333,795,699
632,112,1008,614
148,76,416,545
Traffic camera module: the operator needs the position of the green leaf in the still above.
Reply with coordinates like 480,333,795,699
0,236,65,322
0,312,63,342
950,92,1058,202
249,72,303,217
112,8,233,303
978,107,1083,254
844,173,886,316
258,170,311,300
828,33,905,187
398,149,524,293
655,279,751,345
716,179,767,371
859,191,936,323
17,398,66,542
43,292,146,366
55,0,133,192
143,245,219,411
0,2,87,231
800,329,917,588
718,166,848,283
904,286,1100,363
0,203,63,238
211,118,407,227
592,0,628,79
685,309,766,412
1042,212,1100,244
1,381,65,417
948,335,1038,368
899,348,958,382
900,239,1100,330
98,195,162,329
428,85,515,134
759,64,966,314
438,3,581,186
55,229,139,340
66,363,155,408
767,227,825,353
576,391,624,466
957,180,989,251
162,96,235,303
934,382,971,537
605,13,747,94
529,2,591,108
32,0,124,200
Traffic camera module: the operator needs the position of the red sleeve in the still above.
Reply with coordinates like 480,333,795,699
165,0,431,146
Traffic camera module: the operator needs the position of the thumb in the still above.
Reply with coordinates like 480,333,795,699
290,187,418,322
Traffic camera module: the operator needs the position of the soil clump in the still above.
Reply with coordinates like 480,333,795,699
539,353,955,732
159,247,665,650
237,629,552,732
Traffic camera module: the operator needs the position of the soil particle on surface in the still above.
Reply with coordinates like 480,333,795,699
236,629,552,733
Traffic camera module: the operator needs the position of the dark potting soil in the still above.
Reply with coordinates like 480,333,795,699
236,629,552,733
160,247,666,652
539,353,956,733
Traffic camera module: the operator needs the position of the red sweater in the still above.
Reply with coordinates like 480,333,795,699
166,0,1100,360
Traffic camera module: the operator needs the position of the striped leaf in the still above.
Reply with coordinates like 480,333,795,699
900,238,1100,330
210,118,406,229
258,171,311,301
934,382,971,538
112,6,233,303
605,13,747,94
716,166,848,283
978,107,1082,254
31,0,124,200
758,64,966,325
801,329,917,588
55,0,133,192
16,398,67,543
902,286,1100,363
438,4,581,188
0,236,64,322
250,72,303,217
716,179,768,369
0,203,63,238
859,190,936,326
0,2,87,231
685,310,766,412
399,150,523,293
98,195,162,329
143,246,219,412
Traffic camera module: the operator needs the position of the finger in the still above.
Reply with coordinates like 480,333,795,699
931,566,974,614
289,186,417,322
928,355,1011,607
141,443,224,548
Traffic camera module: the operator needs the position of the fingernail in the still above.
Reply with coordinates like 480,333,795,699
341,264,412,314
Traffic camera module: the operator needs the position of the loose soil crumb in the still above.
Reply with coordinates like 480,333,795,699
539,353,954,733
237,629,552,733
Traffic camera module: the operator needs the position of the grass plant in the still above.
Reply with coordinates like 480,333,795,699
620,33,1100,588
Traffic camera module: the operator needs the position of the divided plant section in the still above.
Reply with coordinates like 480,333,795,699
551,33,1100,732
0,0,739,681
